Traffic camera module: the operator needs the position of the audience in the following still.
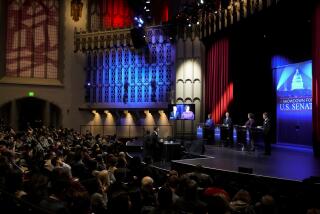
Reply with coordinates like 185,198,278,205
0,125,318,213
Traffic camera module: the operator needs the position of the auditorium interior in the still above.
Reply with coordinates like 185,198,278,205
0,0,320,213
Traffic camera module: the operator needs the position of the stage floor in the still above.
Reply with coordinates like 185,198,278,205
126,139,320,182
172,144,320,182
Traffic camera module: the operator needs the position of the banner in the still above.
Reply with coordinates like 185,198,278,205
275,60,312,145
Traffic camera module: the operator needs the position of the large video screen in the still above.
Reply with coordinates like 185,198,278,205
274,60,312,145
168,104,195,120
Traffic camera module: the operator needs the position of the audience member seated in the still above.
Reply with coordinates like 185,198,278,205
174,179,207,214
229,189,255,214
150,186,176,214
141,176,157,213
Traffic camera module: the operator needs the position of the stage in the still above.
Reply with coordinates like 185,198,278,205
127,139,320,182
171,144,320,182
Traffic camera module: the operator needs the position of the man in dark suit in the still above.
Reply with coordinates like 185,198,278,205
223,112,232,127
169,105,181,120
143,130,153,158
222,112,233,146
262,112,272,155
151,127,163,162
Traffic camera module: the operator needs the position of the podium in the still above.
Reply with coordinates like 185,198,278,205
163,141,181,161
220,124,233,145
234,125,248,144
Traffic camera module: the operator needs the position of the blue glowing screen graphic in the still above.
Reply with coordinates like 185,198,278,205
274,60,312,146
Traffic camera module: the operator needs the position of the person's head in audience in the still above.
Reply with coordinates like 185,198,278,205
307,208,320,214
109,156,118,168
204,187,230,202
109,192,131,213
184,179,198,200
119,151,126,160
167,170,178,177
141,176,154,192
90,193,107,213
226,112,230,118
97,170,110,190
168,175,179,192
207,195,230,214
232,189,251,204
96,153,104,163
116,157,127,168
87,159,98,174
255,194,276,214
50,168,71,200
0,140,8,152
157,186,173,209
230,189,255,213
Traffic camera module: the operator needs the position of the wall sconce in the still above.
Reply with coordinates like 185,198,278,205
124,110,129,115
104,110,109,114
92,110,97,114
71,0,83,22
158,110,164,115
144,110,150,115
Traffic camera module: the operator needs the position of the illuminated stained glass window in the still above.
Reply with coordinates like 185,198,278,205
86,28,173,107
5,0,59,79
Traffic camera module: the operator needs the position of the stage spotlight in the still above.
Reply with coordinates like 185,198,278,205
188,23,192,27
87,82,91,86
134,16,144,28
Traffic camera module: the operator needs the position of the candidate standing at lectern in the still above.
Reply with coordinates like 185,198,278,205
262,112,272,155
151,127,163,162
204,114,215,146
245,113,256,151
222,112,233,146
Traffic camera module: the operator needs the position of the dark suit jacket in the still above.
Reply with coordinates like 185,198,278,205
170,111,181,120
151,131,159,148
223,117,233,127
263,118,271,137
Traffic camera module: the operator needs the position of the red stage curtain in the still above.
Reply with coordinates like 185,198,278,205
312,1,320,156
205,38,233,124
151,0,169,24
101,0,133,29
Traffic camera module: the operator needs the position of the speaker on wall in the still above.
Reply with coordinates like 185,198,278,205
130,27,147,49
